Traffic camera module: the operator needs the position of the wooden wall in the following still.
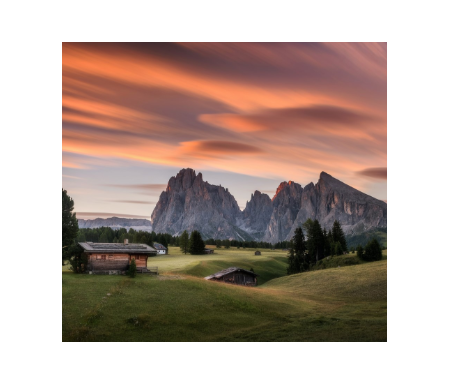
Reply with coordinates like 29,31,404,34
87,253,148,271
130,255,148,268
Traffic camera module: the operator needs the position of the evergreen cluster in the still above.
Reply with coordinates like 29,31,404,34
357,238,383,261
287,219,348,275
204,238,276,249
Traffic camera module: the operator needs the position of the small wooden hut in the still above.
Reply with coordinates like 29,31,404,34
204,249,215,254
254,250,261,255
204,267,258,286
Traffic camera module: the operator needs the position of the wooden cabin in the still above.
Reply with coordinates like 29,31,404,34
254,250,261,255
204,267,258,287
78,240,157,274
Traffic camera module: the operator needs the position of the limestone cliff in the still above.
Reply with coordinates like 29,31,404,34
151,168,245,240
151,168,387,243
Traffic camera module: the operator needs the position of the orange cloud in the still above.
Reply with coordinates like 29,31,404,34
357,167,387,179
62,43,386,202
179,140,264,158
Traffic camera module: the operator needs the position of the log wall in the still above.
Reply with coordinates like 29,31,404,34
87,253,148,271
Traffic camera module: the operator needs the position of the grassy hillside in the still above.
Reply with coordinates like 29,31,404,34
62,247,387,342
146,247,289,285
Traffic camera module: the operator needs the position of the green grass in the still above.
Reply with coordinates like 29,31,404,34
62,247,387,342
146,247,289,284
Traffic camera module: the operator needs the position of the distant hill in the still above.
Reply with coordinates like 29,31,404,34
77,217,152,232
345,227,387,249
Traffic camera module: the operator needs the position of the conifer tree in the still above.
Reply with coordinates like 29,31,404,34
189,230,205,255
360,238,382,261
287,227,308,274
179,230,189,254
304,219,325,263
332,220,348,252
62,189,79,263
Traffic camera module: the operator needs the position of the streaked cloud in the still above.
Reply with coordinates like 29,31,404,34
106,183,166,190
62,43,387,213
76,212,151,219
357,167,387,180
108,200,155,205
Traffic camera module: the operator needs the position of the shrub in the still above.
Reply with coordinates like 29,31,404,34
356,245,364,259
357,239,382,262
128,259,137,278
364,238,383,261
69,253,88,273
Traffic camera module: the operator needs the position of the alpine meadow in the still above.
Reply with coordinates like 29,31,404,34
62,42,387,342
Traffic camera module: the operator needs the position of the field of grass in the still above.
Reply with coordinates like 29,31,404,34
62,247,387,342
146,247,289,284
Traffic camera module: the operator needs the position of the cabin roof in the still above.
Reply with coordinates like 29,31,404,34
153,242,167,250
204,266,258,280
78,242,157,254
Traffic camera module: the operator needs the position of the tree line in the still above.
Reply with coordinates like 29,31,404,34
287,218,382,275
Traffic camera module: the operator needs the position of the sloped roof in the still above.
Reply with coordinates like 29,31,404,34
153,242,167,250
78,242,156,253
204,267,258,280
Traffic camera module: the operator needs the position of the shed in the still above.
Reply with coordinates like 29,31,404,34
204,249,215,254
78,240,157,274
153,242,168,255
254,250,261,255
204,267,258,286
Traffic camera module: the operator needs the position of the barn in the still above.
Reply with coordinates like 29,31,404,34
204,267,258,286
78,240,157,274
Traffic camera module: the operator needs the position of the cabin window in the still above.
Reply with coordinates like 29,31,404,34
101,255,106,260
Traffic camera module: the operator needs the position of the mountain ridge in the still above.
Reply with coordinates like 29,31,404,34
151,168,387,243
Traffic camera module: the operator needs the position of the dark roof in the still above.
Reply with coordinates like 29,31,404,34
78,242,156,254
153,242,167,250
204,267,258,280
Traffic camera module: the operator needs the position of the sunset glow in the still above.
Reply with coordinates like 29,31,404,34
62,43,387,218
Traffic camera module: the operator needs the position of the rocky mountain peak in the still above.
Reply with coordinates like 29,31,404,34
273,181,289,201
152,168,387,243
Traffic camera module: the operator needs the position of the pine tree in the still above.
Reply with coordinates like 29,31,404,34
334,241,344,256
287,227,308,274
189,230,205,255
332,220,348,252
304,219,325,263
179,230,189,254
323,228,331,256
99,231,108,243
62,189,79,263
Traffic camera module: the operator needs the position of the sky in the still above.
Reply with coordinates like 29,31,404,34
62,43,387,220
